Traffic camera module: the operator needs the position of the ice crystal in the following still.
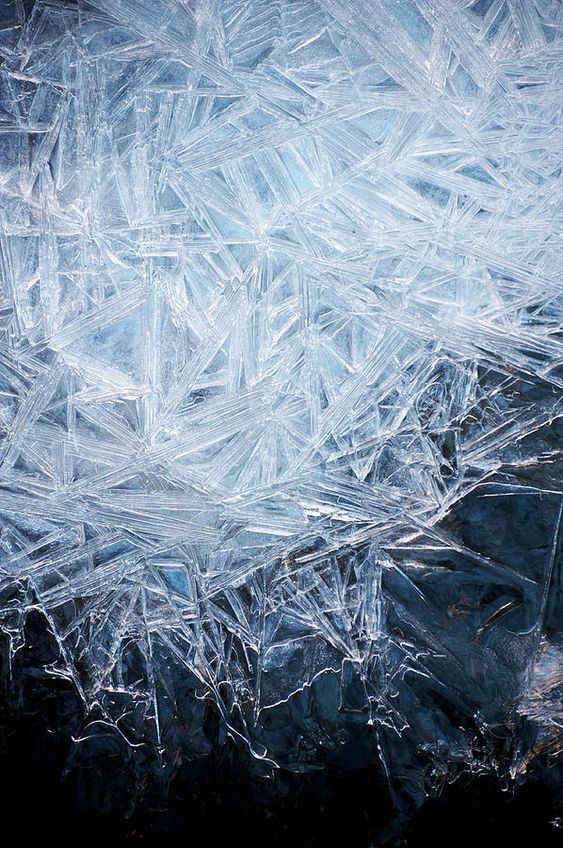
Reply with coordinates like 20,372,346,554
0,0,561,806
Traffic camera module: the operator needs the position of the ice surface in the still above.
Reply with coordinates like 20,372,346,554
0,0,561,810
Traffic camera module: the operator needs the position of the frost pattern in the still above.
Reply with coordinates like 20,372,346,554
0,0,562,804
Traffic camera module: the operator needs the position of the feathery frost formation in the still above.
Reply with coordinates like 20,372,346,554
0,0,561,803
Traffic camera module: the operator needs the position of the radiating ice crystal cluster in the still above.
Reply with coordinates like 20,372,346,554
0,0,561,802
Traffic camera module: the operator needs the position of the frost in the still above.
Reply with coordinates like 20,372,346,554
0,0,561,808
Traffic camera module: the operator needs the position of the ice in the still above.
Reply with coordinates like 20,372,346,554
0,0,561,818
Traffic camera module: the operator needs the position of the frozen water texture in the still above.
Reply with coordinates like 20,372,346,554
0,0,562,807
